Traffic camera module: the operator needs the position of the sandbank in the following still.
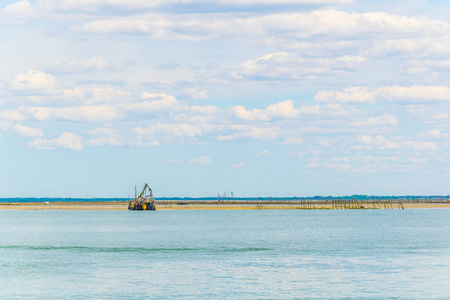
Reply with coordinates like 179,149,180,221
0,202,449,210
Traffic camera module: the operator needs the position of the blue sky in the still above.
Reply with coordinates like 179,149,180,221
0,0,449,197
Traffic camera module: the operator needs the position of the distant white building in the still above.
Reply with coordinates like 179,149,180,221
218,191,234,198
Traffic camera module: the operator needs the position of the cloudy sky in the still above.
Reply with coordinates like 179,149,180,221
1,0,449,197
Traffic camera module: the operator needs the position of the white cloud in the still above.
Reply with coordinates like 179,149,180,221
280,137,303,145
350,114,398,127
40,0,353,11
256,150,270,156
133,123,202,138
233,100,299,121
81,17,174,37
50,56,132,73
133,93,178,114
233,162,244,168
377,86,450,102
316,85,450,104
190,105,220,115
86,88,131,104
0,110,27,121
87,127,123,146
404,141,438,151
358,135,439,151
307,160,351,170
300,103,347,115
217,125,282,141
77,9,447,38
10,70,57,92
417,129,449,139
88,137,123,146
3,92,179,122
34,0,354,18
28,132,83,150
14,125,44,137
314,86,375,103
4,0,37,18
233,106,270,121
88,127,118,137
236,52,365,80
358,135,399,149
371,36,450,58
431,113,448,120
132,123,203,144
182,87,208,99
29,105,120,122
402,59,450,74
189,156,211,165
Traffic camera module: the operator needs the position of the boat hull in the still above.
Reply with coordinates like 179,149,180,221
128,198,156,210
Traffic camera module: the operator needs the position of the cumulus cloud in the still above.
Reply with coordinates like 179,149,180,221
233,100,299,121
9,70,57,92
50,56,133,73
28,132,82,150
14,125,44,137
4,0,37,18
189,156,211,165
233,162,244,168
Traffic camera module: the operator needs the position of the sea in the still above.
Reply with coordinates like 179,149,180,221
1,208,450,299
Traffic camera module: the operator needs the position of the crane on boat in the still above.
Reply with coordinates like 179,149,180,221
128,183,156,211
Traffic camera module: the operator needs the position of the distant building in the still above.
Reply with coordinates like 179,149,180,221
218,191,234,198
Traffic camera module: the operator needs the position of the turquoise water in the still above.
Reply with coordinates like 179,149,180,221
1,209,450,299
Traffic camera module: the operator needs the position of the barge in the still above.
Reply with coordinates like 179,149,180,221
128,183,156,210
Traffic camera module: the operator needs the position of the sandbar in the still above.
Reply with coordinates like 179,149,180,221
1,202,449,210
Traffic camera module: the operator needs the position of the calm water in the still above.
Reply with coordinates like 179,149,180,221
1,209,450,299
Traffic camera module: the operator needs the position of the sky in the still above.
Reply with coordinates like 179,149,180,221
0,0,449,198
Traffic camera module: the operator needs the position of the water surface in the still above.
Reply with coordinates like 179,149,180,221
1,209,449,299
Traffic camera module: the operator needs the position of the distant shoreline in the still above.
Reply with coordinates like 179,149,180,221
1,202,450,210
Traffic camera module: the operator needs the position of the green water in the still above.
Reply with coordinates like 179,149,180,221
1,209,450,299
